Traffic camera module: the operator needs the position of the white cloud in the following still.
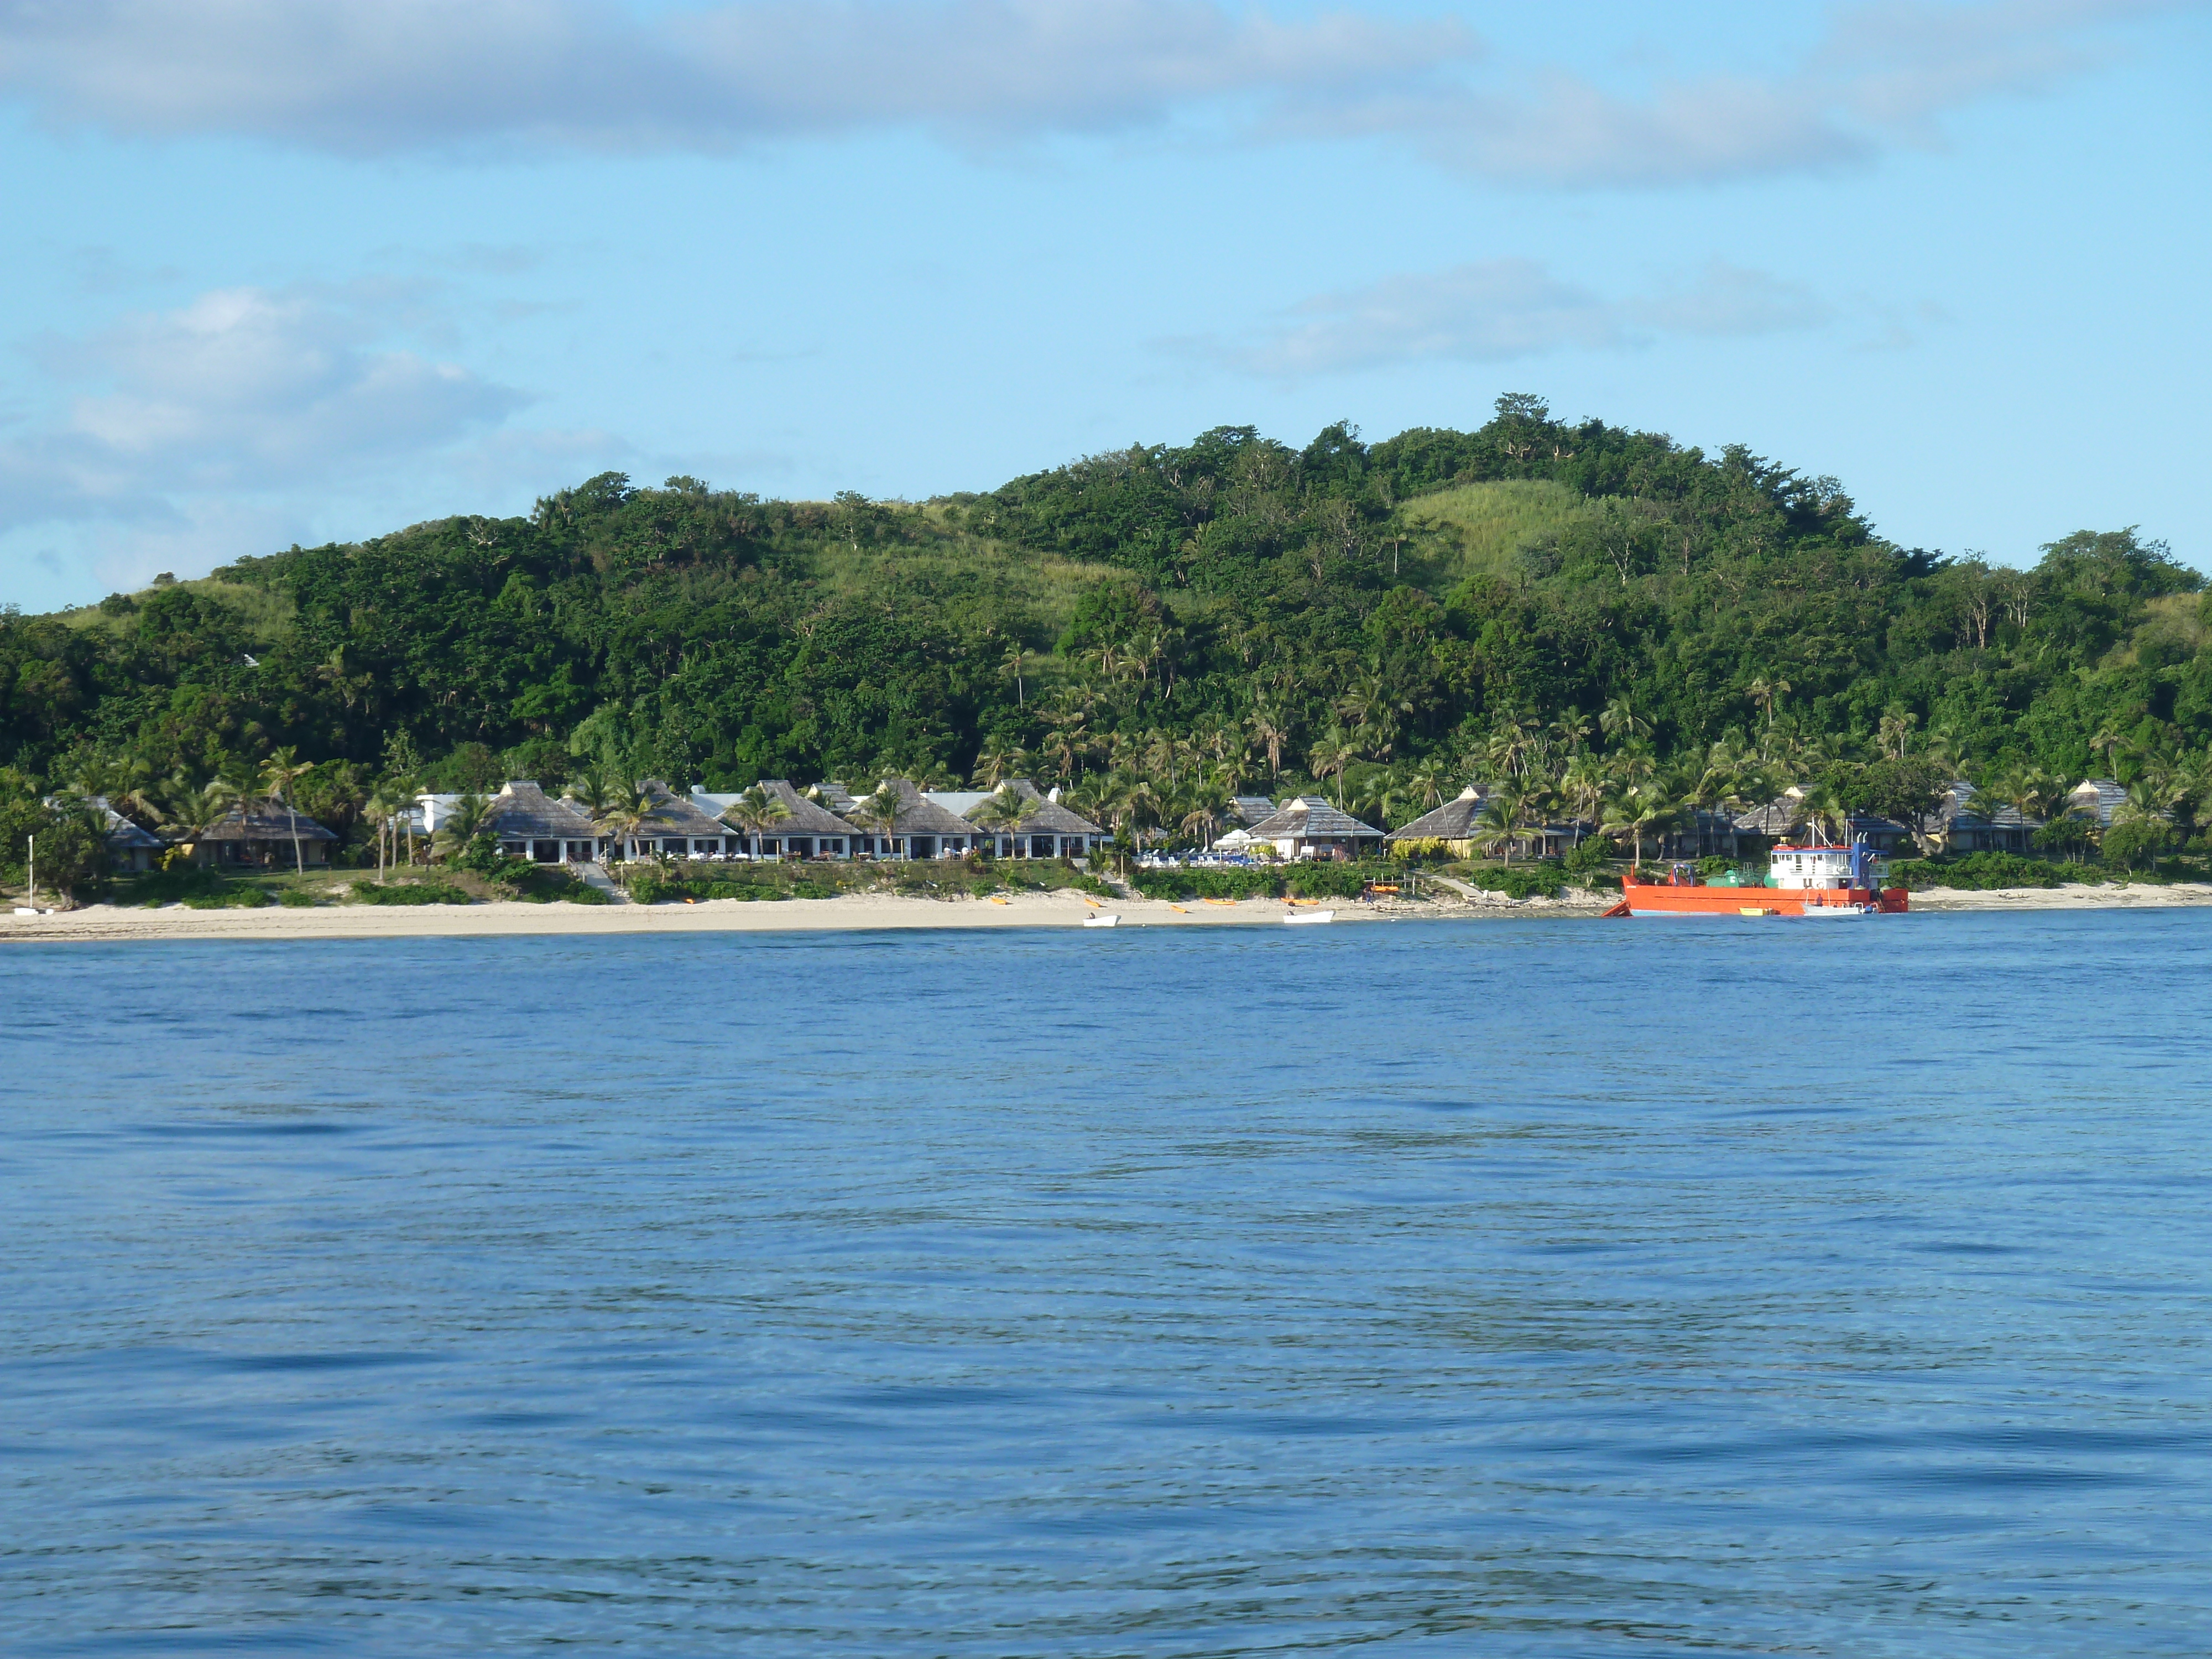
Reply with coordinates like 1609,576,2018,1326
1212,259,1832,378
0,285,523,536
0,0,2180,183
1302,0,2193,186
0,0,1475,155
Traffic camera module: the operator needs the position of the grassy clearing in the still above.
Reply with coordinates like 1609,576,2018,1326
1395,480,1594,593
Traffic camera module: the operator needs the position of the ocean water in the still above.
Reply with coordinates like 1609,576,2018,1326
4,911,2211,1656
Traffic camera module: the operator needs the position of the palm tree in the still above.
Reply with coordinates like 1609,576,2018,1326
1559,753,1606,847
1307,727,1358,807
2088,722,2130,779
851,781,906,859
1000,644,1029,708
158,774,239,865
1248,701,1290,778
594,782,654,870
363,784,401,883
1475,786,1528,867
1602,783,1676,868
1746,676,1791,730
1599,696,1650,748
970,784,1032,852
970,742,1029,789
258,747,314,874
724,783,792,858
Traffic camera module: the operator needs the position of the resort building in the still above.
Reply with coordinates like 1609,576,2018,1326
70,796,166,873
482,781,603,864
949,779,1104,858
2065,778,2127,827
1385,785,1491,857
1934,781,2041,854
608,781,744,859
1244,796,1386,860
183,804,340,867
696,781,862,858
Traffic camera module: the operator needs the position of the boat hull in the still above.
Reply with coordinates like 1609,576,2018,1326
1615,882,1906,917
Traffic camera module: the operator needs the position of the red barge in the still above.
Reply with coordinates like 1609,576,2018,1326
1607,842,1908,917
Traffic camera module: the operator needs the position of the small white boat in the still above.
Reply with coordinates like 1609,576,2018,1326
1282,909,1335,925
1800,902,1876,918
1082,913,1120,927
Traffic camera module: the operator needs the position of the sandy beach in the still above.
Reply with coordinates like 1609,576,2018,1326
4,880,2205,943
0,886,1536,943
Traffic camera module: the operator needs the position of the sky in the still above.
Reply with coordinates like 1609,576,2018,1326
1,0,2207,614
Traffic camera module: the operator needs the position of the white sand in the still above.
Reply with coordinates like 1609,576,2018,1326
0,886,1484,944
1906,881,2212,911
7,880,2200,945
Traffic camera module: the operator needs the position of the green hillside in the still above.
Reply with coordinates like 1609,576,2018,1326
6,395,2210,880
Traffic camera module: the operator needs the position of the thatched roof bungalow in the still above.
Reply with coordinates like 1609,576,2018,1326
735,781,863,858
1246,796,1385,861
1385,786,1491,856
604,781,744,860
955,779,1104,858
1936,780,2040,854
184,804,340,868
483,781,603,863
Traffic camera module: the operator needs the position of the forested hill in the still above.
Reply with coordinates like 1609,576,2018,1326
4,395,2207,847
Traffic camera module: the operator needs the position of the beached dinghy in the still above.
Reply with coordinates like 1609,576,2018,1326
1282,909,1334,925
1082,913,1120,927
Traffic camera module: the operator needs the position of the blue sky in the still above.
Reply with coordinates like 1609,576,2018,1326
2,0,2206,613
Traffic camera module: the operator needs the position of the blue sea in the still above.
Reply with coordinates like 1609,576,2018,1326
4,912,2211,1656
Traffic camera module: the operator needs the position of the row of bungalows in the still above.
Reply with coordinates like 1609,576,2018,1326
1381,776,2057,862
428,776,1108,864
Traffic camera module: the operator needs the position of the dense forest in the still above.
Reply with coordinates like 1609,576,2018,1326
6,394,2210,880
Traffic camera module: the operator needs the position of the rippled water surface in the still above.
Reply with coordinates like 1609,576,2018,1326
5,912,2212,1655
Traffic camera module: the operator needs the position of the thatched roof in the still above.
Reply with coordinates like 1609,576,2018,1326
483,781,597,840
194,804,338,843
751,781,860,837
604,781,732,838
1246,795,1384,841
838,778,979,837
1230,795,1277,826
1385,785,1489,842
2067,778,2126,826
957,779,1102,837
1938,780,2040,830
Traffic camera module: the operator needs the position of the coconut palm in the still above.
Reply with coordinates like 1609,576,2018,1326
1307,727,1358,807
1599,696,1650,748
851,781,906,859
724,783,793,858
258,747,314,874
594,781,654,868
1475,786,1528,867
1602,783,1677,868
1559,753,1607,848
970,742,1030,790
1746,676,1791,730
971,783,1032,852
1248,701,1290,778
158,774,239,865
2089,722,2130,778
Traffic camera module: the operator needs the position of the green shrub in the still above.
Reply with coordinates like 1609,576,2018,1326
1130,866,1282,901
349,880,473,905
1284,860,1375,899
277,888,319,908
1887,852,2070,891
1465,863,1566,900
182,886,272,909
1561,839,1610,874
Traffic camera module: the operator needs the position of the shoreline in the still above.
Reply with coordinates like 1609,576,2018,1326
3,879,2208,943
2,886,1594,943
